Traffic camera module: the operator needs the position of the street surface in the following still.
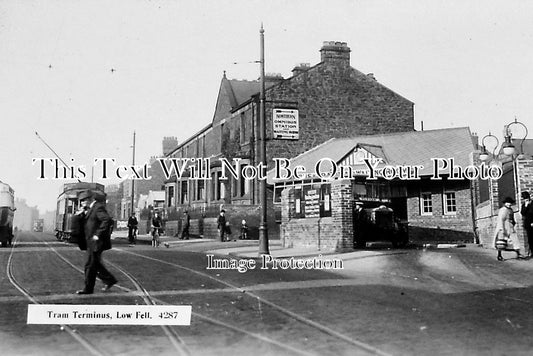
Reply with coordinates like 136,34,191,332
1,231,533,355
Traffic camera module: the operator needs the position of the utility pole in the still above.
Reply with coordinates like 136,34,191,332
131,131,136,216
258,24,270,255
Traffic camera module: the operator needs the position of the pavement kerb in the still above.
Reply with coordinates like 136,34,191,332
216,242,473,260
113,230,470,254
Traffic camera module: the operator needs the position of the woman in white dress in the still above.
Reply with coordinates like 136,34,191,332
494,197,523,261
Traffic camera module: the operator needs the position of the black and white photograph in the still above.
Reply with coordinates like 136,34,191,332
1,0,533,355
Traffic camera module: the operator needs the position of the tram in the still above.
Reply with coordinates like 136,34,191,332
0,181,15,247
55,182,106,241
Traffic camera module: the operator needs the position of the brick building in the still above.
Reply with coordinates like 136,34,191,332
269,127,478,251
163,41,415,239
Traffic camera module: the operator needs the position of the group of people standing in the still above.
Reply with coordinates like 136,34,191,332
494,191,533,261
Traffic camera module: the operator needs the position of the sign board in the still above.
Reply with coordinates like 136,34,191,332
273,108,299,139
304,189,320,218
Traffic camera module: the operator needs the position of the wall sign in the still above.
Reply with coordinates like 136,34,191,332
273,108,299,140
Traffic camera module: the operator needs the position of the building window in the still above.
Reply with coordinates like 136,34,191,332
443,192,457,215
219,175,226,200
213,171,225,201
240,164,250,197
420,193,432,215
197,180,205,201
181,181,188,204
167,186,174,207
232,174,238,197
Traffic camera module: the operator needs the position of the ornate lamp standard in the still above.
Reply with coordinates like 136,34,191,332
501,118,529,158
479,132,499,163
501,117,528,206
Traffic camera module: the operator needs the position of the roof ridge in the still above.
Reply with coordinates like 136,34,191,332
347,126,469,141
285,137,338,161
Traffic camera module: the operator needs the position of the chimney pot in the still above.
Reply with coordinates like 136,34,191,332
320,41,350,66
292,63,310,76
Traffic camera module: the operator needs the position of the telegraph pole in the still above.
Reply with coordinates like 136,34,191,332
258,24,270,255
131,131,136,216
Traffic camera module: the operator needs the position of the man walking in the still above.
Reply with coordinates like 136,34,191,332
521,191,533,258
76,190,117,295
180,211,190,240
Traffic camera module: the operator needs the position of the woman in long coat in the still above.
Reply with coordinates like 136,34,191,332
494,197,522,261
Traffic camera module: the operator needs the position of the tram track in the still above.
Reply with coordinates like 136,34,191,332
6,232,391,355
113,247,392,356
5,234,110,356
48,246,319,355
17,233,320,355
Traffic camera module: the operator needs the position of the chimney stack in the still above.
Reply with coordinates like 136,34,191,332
162,136,179,156
320,41,350,67
292,63,310,76
264,73,284,87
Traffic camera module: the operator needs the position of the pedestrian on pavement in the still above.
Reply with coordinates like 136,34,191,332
180,211,190,240
76,190,117,295
127,213,138,245
520,191,533,258
353,201,369,248
494,197,523,261
240,219,248,240
217,209,228,242
151,212,162,247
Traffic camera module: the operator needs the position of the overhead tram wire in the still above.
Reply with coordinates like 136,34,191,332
34,131,81,183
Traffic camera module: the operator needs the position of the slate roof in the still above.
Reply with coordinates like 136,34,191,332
226,79,261,108
267,127,475,183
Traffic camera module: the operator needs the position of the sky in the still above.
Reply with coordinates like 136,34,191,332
1,0,532,212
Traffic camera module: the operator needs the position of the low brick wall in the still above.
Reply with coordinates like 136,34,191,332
280,180,354,252
203,217,219,240
165,220,179,237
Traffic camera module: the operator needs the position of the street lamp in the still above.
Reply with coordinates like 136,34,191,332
479,132,499,162
503,117,529,158
502,117,528,208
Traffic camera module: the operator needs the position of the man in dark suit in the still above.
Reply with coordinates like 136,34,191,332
353,201,369,248
217,209,227,242
521,191,533,258
180,211,190,240
76,190,117,295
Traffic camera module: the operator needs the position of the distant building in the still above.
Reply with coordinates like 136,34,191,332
104,183,122,220
41,210,55,233
119,137,176,220
13,198,39,231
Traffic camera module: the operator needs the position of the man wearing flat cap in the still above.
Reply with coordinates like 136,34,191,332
76,189,117,295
